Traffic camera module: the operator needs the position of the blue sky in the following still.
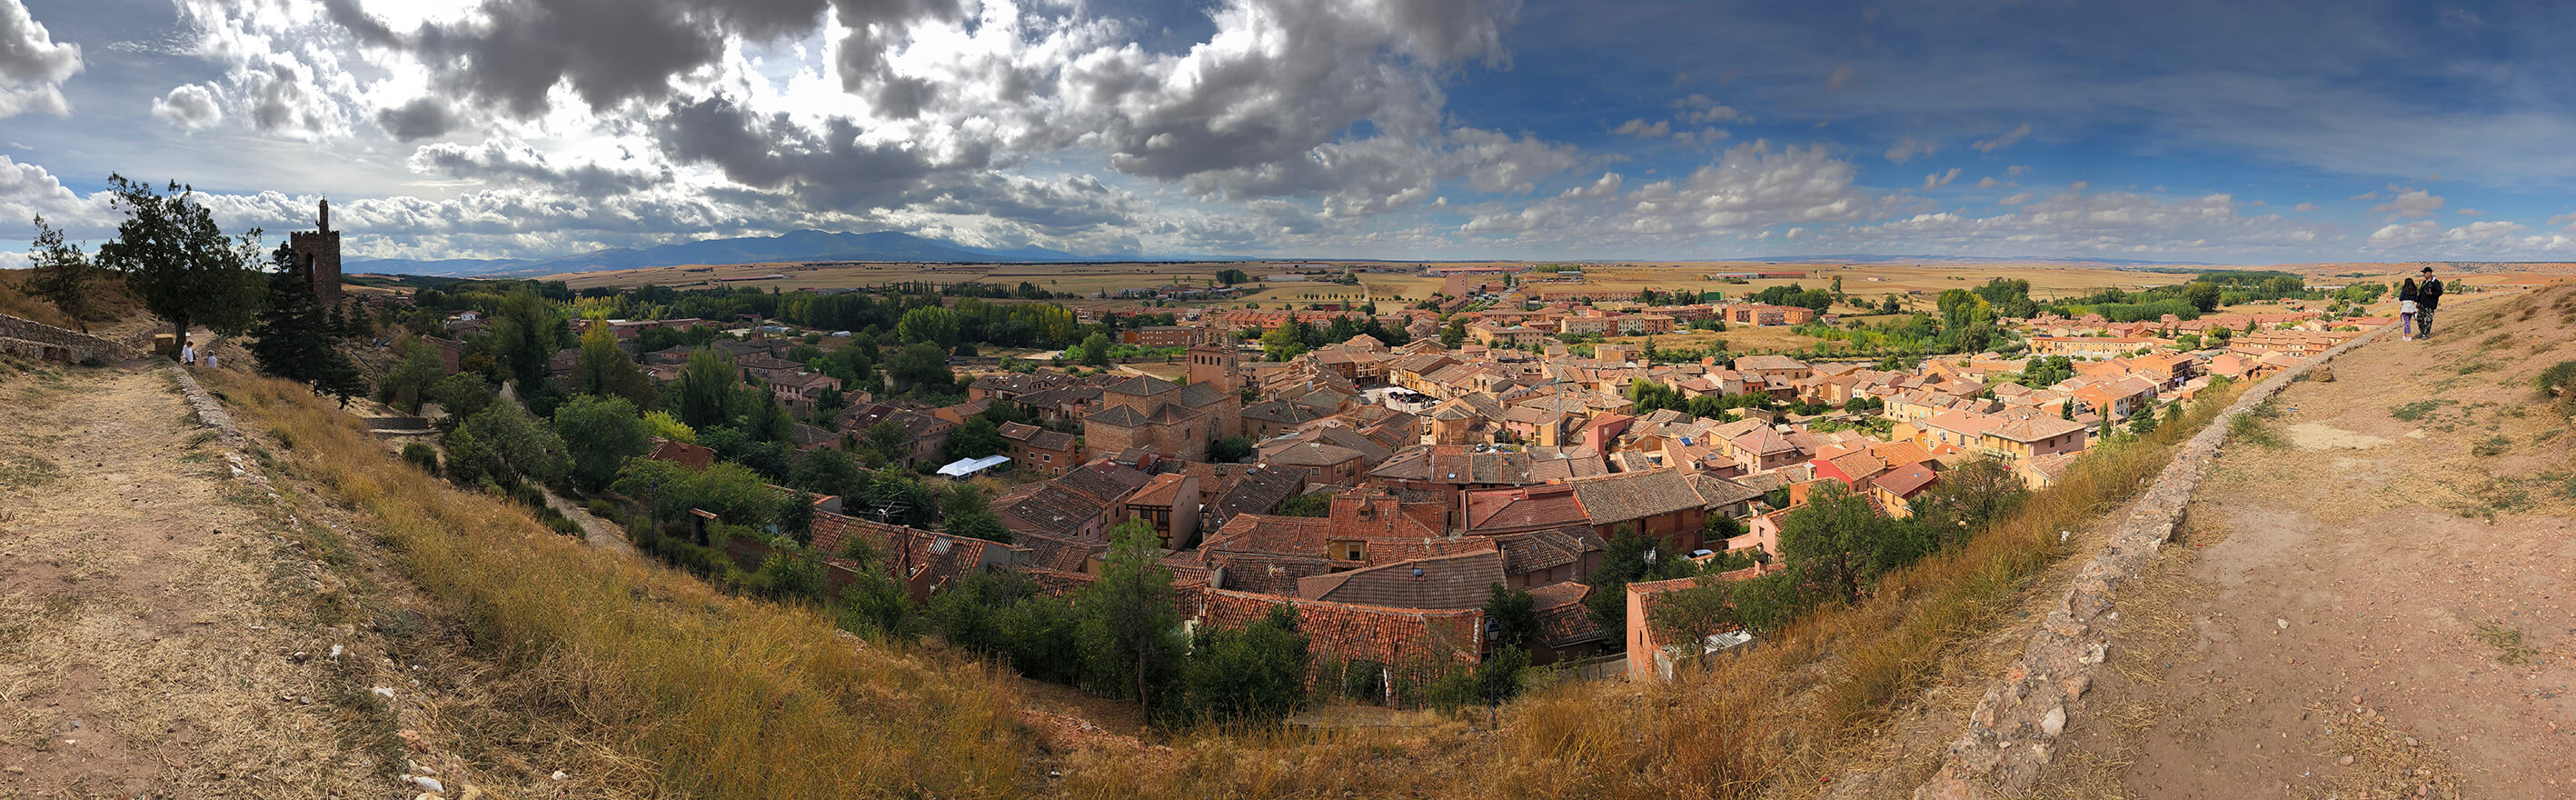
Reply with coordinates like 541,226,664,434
2,0,2572,265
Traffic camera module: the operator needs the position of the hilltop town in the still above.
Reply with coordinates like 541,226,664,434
297,255,2386,690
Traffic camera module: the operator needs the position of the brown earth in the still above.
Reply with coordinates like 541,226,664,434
2044,288,2576,799
0,357,611,799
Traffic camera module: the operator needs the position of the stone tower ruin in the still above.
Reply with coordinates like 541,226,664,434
287,199,343,305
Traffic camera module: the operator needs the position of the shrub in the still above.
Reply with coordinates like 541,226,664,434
510,480,548,509
2539,360,2576,414
400,443,440,474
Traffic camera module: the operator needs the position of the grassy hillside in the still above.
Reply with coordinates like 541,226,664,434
211,369,1037,798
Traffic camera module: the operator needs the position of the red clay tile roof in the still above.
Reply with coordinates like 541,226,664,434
1462,485,1587,533
1491,527,1597,576
1296,551,1506,609
647,437,716,470
1197,589,1482,667
1128,473,1189,507
1529,582,1607,648
1870,463,1940,498
1567,468,1707,524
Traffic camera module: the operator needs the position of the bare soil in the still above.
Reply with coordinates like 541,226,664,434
2049,290,2576,799
0,359,596,799
0,363,394,798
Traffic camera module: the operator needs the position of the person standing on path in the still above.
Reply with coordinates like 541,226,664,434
179,342,194,367
2415,266,2444,340
2397,277,2420,340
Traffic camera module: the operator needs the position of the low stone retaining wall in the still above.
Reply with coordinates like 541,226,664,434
169,365,276,496
1911,326,2387,800
0,313,132,364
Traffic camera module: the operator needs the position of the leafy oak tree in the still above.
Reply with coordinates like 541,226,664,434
94,176,266,356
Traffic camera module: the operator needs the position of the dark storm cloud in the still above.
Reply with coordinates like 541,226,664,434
328,0,849,116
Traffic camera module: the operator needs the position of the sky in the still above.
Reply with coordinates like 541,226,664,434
3,0,2575,266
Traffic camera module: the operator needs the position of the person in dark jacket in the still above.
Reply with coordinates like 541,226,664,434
2397,278,2420,340
2414,266,2444,340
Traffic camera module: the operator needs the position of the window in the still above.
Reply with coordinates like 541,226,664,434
1331,541,1365,562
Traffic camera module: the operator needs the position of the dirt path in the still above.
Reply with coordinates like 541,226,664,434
0,362,393,798
542,487,641,559
2051,291,2576,799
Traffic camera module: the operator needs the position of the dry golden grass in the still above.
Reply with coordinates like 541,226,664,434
0,269,84,328
209,369,1037,799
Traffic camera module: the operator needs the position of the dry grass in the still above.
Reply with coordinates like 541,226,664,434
208,369,1037,798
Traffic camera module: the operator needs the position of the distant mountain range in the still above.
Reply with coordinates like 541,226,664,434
343,230,1098,277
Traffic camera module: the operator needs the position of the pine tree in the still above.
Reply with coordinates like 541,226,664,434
248,243,366,405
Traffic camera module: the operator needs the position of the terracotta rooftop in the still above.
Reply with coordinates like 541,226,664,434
1195,589,1482,668
1296,550,1506,610
1462,485,1587,533
1567,468,1709,524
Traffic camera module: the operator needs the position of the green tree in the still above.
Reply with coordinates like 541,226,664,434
1585,530,1700,639
2183,281,2223,313
1079,331,1113,367
939,483,1013,543
553,395,652,492
1214,268,1251,285
1208,435,1256,463
1484,584,1539,650
944,416,1007,462
1439,318,1467,349
428,372,495,420
489,287,567,391
612,457,776,532
1646,573,1744,669
24,215,103,331
672,349,741,430
1078,519,1185,715
887,343,956,394
248,243,367,404
1180,604,1310,723
444,402,572,489
1260,324,1307,361
863,419,910,467
572,324,653,407
789,446,861,497
380,339,447,414
1777,482,1931,604
94,175,266,356
642,410,695,443
896,305,960,348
